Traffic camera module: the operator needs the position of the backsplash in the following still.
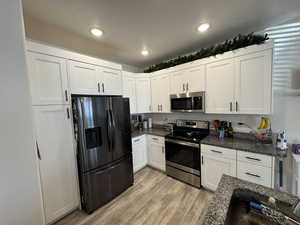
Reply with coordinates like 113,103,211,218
143,112,261,133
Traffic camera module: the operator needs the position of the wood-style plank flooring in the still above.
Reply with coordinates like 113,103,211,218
55,167,213,225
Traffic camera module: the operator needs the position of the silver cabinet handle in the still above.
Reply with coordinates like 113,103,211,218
157,104,159,112
236,101,238,112
230,102,233,112
36,141,41,160
65,90,68,102
201,155,204,165
161,104,163,112
183,83,185,92
186,83,189,91
211,150,222,154
97,83,100,92
152,137,158,141
149,105,151,111
245,172,261,178
162,147,165,153
134,138,140,143
102,83,105,93
245,156,261,161
66,107,70,119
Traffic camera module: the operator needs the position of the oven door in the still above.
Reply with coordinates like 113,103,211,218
165,138,200,175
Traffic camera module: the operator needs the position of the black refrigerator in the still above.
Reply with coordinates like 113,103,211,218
72,95,133,214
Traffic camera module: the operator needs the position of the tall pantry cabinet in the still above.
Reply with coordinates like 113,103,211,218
26,51,79,224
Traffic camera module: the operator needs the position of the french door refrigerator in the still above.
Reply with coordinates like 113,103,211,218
72,95,133,214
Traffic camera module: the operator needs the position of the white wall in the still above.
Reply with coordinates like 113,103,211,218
0,1,44,225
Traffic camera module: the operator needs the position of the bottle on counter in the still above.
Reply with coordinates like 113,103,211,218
228,121,234,138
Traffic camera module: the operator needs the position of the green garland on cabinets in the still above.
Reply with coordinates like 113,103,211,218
144,33,269,73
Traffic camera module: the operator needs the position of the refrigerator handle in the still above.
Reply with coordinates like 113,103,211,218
109,108,115,151
106,109,112,152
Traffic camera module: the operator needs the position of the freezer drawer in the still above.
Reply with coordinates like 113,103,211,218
81,156,134,213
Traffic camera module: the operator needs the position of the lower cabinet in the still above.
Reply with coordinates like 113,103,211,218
33,105,79,224
201,145,236,191
132,135,147,172
147,135,166,171
201,144,275,191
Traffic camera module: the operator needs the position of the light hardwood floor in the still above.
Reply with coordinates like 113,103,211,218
55,167,213,225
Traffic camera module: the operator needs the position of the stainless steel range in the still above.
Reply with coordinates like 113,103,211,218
165,120,209,188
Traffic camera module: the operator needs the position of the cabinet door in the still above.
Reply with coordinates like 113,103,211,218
159,74,171,113
170,70,186,94
151,76,161,113
136,78,152,113
68,61,98,95
100,69,123,95
123,76,137,114
132,136,147,172
148,142,165,171
186,65,205,92
206,59,236,113
201,154,236,191
27,52,69,105
235,50,272,114
33,105,79,224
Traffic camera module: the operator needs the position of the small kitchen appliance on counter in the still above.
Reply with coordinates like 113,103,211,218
165,120,210,188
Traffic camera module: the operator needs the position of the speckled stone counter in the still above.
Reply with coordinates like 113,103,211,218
131,128,170,138
201,175,299,225
201,135,276,156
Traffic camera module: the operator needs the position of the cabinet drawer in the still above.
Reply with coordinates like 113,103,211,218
237,161,272,188
237,151,272,168
201,144,236,160
132,135,145,145
147,135,164,144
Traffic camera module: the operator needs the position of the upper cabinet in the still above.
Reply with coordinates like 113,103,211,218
68,61,98,95
68,61,122,96
151,73,170,113
27,52,70,105
170,64,205,94
235,50,272,114
206,48,273,114
123,72,137,114
206,59,236,113
99,68,123,95
136,77,152,113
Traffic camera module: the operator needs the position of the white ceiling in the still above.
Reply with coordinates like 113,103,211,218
22,0,300,68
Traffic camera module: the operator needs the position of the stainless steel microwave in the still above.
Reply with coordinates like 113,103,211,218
170,92,205,112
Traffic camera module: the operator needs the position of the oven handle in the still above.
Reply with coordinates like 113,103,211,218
165,138,199,148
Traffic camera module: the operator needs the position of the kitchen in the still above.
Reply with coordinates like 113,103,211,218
2,1,300,225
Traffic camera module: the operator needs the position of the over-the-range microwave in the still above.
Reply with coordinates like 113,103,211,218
170,92,205,112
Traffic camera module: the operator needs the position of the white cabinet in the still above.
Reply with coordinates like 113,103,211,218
201,145,236,191
205,59,236,113
99,68,123,95
170,65,205,94
206,49,273,114
237,151,274,188
68,61,98,95
151,73,170,113
147,135,165,171
235,50,272,114
185,65,205,93
136,77,152,113
27,52,69,105
170,70,186,94
33,105,79,224
123,73,137,114
132,135,147,172
69,61,122,96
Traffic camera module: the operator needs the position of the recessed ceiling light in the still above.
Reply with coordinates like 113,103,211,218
197,23,210,32
141,49,149,56
90,28,103,37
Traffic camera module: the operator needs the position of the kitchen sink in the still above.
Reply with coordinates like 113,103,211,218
224,189,300,225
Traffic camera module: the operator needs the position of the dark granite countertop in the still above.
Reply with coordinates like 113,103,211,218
131,128,170,138
201,175,299,225
201,135,277,156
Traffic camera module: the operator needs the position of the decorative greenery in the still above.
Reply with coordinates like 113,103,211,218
144,33,269,73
